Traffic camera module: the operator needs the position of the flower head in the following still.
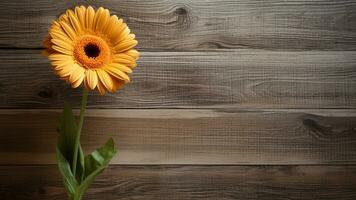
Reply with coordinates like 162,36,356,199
43,6,139,95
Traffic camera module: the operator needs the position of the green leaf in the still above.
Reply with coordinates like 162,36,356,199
79,138,117,194
77,146,85,183
56,103,85,192
56,147,78,197
56,103,117,200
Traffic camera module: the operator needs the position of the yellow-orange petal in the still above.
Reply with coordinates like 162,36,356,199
113,26,130,45
85,6,95,29
95,7,109,31
50,30,72,44
109,63,132,73
48,53,72,61
85,69,98,90
104,65,130,82
108,19,125,43
56,63,79,77
60,21,77,41
105,15,121,34
96,76,106,95
52,45,73,55
51,59,74,68
115,52,135,61
114,39,138,53
69,65,85,85
75,6,86,30
125,49,140,60
84,78,90,91
112,77,125,91
71,71,85,88
68,9,82,34
51,39,73,51
113,57,135,65
51,20,62,29
128,62,137,68
59,13,70,24
97,69,114,92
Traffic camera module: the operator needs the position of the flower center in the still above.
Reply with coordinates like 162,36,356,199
84,43,100,58
73,35,111,69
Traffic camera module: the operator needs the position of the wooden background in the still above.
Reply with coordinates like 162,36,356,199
1,0,356,199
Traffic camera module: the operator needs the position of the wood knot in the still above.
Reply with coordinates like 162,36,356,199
38,90,52,98
175,7,187,15
303,115,356,141
38,187,46,195
173,6,192,30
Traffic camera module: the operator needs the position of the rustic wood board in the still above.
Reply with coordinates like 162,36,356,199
1,0,356,199
1,49,356,108
1,109,355,165
1,165,356,200
1,0,356,50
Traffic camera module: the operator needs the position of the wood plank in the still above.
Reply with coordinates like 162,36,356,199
1,109,356,165
1,165,356,200
1,0,356,50
1,50,356,108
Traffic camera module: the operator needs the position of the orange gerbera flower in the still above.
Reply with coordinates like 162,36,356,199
43,6,139,95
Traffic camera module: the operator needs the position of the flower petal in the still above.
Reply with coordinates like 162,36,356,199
59,13,70,24
50,29,72,44
112,77,125,91
48,53,72,61
86,6,95,29
75,6,86,30
113,26,130,45
51,58,74,68
51,39,73,51
56,62,79,78
96,76,106,95
60,21,77,41
104,65,130,82
69,65,85,87
95,7,110,31
109,63,132,73
97,69,114,92
113,53,135,64
115,52,135,60
114,38,138,53
125,49,140,60
68,9,82,34
85,69,98,90
52,45,73,55
105,15,121,34
129,62,137,68
71,73,84,88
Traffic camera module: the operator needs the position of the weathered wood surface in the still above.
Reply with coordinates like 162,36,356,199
1,165,356,200
1,0,356,50
1,0,356,199
1,49,356,108
1,109,356,165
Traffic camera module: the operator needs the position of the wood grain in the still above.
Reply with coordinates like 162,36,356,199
1,165,356,200
1,0,356,50
1,49,356,108
1,108,356,165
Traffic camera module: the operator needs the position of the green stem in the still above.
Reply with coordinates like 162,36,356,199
72,88,89,177
69,192,83,200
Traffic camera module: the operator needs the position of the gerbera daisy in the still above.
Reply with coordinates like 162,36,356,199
43,6,139,95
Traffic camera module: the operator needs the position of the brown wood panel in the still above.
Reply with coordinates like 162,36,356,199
1,109,356,165
1,165,356,200
1,0,356,50
1,49,356,108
